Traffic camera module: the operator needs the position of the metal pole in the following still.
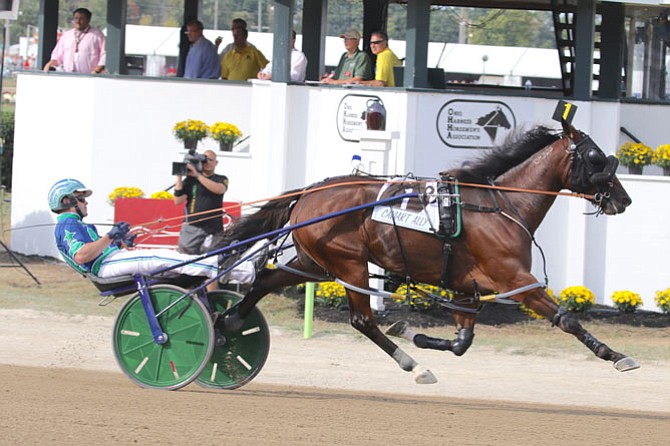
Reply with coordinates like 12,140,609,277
304,282,314,339
0,21,5,190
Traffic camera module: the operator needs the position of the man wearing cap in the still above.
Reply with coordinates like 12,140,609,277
321,29,372,84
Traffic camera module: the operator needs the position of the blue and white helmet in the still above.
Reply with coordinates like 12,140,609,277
47,178,92,213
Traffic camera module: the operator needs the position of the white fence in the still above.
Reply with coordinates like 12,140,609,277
11,72,670,311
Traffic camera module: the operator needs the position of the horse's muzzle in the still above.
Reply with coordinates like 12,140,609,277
598,185,632,215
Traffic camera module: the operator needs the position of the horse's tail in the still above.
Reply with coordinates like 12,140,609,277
224,189,302,245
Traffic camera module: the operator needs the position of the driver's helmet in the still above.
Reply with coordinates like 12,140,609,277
47,178,92,213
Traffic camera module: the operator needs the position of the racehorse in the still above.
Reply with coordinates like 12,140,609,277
219,121,638,383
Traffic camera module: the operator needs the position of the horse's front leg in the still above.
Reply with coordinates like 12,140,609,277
346,287,437,385
386,311,476,356
522,288,640,372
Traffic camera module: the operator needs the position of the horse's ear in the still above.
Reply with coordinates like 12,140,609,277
561,118,577,140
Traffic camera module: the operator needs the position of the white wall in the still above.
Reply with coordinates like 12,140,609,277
11,72,670,311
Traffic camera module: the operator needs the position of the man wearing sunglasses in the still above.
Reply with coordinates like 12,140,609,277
48,179,261,283
356,31,401,87
173,150,228,255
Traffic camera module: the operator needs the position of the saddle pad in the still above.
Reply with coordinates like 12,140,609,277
371,181,440,234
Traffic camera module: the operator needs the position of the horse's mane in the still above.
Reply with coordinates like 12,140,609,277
449,126,561,184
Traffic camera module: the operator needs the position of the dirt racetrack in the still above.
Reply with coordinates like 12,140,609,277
1,308,669,445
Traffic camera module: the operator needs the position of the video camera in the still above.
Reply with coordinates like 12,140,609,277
172,148,208,176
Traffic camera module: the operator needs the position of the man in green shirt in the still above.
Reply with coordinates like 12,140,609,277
357,31,402,87
321,29,372,84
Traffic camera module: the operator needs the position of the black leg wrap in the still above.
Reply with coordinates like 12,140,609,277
552,306,569,327
580,332,604,355
414,334,452,351
450,328,475,356
413,328,474,356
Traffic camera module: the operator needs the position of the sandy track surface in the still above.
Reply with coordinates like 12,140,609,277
1,308,669,445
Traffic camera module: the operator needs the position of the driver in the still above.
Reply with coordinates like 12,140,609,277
48,178,264,283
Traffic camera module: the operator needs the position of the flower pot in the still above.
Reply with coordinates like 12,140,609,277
663,167,670,176
219,141,234,152
627,165,643,175
183,139,198,150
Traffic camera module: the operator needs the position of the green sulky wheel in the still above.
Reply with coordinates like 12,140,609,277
196,290,270,390
112,285,214,391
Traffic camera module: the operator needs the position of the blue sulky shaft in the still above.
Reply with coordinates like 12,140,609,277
151,192,420,277
225,192,420,252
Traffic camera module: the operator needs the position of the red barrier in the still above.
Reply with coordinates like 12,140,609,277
114,198,241,249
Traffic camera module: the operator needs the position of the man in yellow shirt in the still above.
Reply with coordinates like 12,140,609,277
221,27,269,80
356,31,401,87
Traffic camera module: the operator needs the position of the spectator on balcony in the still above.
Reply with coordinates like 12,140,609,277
257,30,307,83
215,18,256,63
355,31,402,87
183,19,220,79
43,8,106,74
321,29,372,85
220,27,268,81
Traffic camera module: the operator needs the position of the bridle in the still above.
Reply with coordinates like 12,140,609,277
564,132,619,215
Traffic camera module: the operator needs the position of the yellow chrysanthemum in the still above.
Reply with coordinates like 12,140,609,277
655,288,670,314
151,191,174,200
616,141,653,167
108,186,145,206
559,285,595,313
172,119,209,142
652,145,670,169
393,283,452,309
209,122,242,144
314,282,347,307
611,290,643,313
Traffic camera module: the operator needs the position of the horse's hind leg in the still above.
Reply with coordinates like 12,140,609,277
217,260,311,332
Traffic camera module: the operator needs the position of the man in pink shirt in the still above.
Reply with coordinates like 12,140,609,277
43,8,106,74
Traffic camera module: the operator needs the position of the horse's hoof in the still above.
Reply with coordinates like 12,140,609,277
385,321,409,337
219,312,244,332
614,357,640,372
412,365,438,384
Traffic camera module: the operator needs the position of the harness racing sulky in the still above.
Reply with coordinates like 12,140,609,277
90,120,638,390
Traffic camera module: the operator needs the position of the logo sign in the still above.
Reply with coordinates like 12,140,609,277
336,94,382,142
436,99,516,149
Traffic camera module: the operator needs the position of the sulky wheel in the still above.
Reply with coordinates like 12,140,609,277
196,290,270,390
112,285,214,391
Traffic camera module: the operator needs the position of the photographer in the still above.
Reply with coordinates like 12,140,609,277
173,150,228,255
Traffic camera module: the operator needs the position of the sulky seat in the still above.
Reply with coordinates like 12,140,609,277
83,273,207,297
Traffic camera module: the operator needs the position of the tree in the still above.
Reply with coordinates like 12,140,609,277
467,9,555,48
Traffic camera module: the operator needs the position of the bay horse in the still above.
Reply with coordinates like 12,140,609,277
219,121,638,383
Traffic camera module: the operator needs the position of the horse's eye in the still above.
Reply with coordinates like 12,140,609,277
587,149,606,165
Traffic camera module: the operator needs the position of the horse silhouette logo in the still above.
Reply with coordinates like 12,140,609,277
436,100,517,149
477,106,512,142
